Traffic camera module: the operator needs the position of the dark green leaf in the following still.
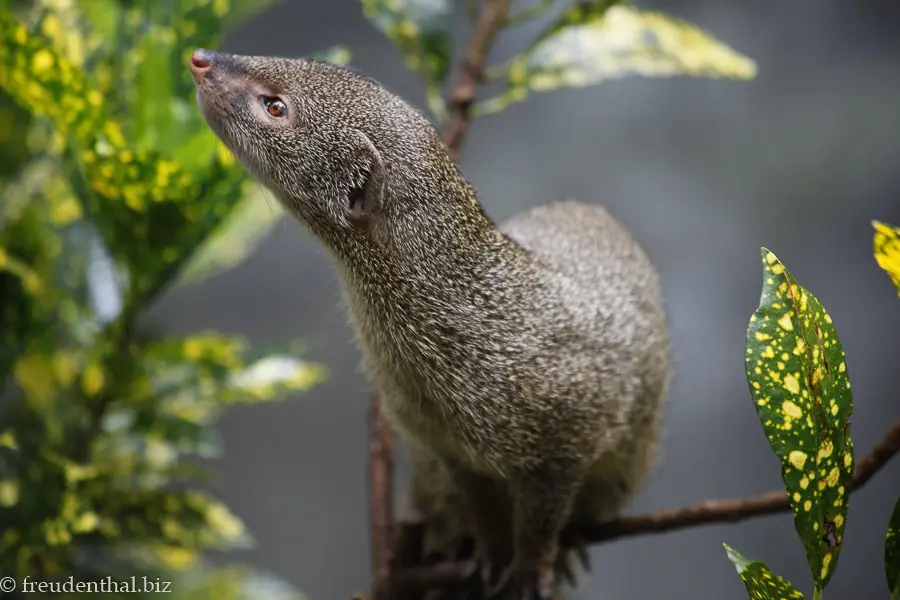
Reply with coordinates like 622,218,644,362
724,544,806,600
361,0,452,116
888,496,900,598
745,248,854,588
873,221,900,297
478,3,757,115
0,90,32,181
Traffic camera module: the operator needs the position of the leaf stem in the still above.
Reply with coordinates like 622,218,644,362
813,584,823,600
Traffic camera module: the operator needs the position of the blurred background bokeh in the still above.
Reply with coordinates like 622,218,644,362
3,1,900,599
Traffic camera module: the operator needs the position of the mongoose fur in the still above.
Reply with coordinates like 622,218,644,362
190,49,671,599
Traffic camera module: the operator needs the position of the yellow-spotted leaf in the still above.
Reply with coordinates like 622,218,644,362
175,188,285,287
478,3,757,116
888,496,900,599
724,544,806,600
361,0,452,116
97,488,251,550
745,248,854,588
71,144,249,301
873,221,900,297
142,333,325,407
225,354,325,404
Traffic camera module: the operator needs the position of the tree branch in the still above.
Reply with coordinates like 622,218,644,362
368,392,395,584
441,0,511,162
375,419,900,596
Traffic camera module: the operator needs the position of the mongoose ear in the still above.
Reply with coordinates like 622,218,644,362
347,130,385,227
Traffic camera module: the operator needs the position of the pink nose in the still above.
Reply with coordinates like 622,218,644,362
190,48,215,83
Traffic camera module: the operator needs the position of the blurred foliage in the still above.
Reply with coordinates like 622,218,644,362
361,0,757,122
478,3,757,115
0,0,346,597
361,0,451,119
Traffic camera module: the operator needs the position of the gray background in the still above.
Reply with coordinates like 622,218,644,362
148,1,900,598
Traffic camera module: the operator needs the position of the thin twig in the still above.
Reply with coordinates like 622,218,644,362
368,392,395,583
441,0,512,161
376,419,900,595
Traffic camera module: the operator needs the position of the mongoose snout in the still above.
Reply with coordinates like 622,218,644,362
189,48,214,83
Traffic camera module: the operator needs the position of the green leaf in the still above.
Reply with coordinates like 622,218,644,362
745,248,854,588
873,221,900,297
0,90,32,181
478,3,757,116
307,44,353,66
724,544,806,599
888,496,900,599
175,188,284,287
361,0,452,116
221,0,283,31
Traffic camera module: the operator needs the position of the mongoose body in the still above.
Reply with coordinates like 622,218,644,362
190,49,670,599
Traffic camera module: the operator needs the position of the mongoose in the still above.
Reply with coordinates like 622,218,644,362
190,48,671,599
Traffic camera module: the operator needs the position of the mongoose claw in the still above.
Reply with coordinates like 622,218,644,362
568,530,591,574
480,560,515,598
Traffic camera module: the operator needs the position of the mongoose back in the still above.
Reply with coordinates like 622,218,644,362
190,48,671,599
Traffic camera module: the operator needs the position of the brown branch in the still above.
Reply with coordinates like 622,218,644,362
441,0,512,162
375,418,900,596
368,392,395,583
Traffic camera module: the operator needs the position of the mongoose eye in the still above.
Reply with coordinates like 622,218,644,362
260,95,287,118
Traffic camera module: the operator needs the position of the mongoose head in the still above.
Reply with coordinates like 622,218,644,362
189,49,469,248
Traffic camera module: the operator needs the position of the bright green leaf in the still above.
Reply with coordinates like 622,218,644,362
361,0,451,116
888,496,900,599
724,544,806,599
478,3,757,115
873,221,900,297
175,185,285,287
745,248,854,588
